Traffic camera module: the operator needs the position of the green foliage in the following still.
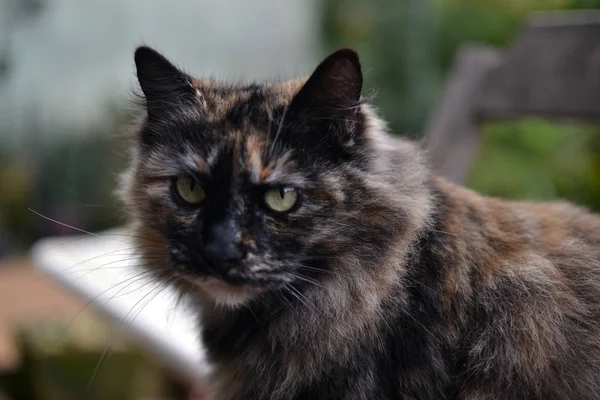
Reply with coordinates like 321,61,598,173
0,113,129,254
0,325,180,400
469,120,600,210
322,0,441,136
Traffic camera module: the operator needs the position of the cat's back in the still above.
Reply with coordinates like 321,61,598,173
431,177,600,399
435,176,600,273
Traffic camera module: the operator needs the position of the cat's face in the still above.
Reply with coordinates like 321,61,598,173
121,47,400,307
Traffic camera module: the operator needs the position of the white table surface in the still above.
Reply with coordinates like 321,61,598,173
30,228,210,382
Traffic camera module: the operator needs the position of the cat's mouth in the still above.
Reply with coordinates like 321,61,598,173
173,258,294,307
183,275,262,308
181,266,293,307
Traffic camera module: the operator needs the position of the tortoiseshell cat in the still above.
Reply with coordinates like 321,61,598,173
119,46,600,399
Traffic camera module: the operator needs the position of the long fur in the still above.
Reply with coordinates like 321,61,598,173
119,47,600,400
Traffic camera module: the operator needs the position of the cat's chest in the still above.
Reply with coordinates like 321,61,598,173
204,344,303,399
200,316,300,398
205,356,301,400
201,318,455,400
204,365,245,400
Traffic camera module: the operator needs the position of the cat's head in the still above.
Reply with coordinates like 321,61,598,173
119,47,431,308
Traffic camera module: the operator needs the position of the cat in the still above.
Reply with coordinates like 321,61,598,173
118,46,600,400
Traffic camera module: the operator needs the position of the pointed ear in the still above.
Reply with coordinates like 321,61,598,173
134,46,199,119
288,49,363,123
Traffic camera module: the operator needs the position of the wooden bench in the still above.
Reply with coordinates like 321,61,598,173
424,10,600,184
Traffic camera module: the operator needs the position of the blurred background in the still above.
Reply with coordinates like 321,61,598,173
0,0,599,398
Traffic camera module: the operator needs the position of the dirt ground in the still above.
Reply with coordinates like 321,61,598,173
0,258,104,370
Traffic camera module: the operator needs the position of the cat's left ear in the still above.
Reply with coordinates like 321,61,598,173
134,46,201,119
288,48,363,127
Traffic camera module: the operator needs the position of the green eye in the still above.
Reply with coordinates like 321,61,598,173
264,186,298,213
175,176,206,205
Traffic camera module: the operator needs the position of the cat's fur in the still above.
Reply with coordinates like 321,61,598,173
119,46,600,400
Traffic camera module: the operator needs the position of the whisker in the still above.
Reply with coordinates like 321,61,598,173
43,246,161,281
270,290,296,318
29,208,123,243
97,277,175,374
29,208,167,245
284,284,323,317
289,273,327,289
100,269,171,302
67,255,166,285
84,274,172,393
40,232,166,251
297,264,339,275
58,265,168,340
0,251,167,305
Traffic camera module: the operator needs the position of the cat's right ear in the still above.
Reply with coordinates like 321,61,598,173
134,46,201,119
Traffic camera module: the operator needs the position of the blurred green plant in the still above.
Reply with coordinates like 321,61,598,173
0,107,130,255
322,0,441,136
0,324,185,400
469,120,600,211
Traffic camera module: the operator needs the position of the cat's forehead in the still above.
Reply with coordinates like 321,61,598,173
194,127,304,186
187,79,309,184
160,132,308,190
191,78,307,125
143,132,308,189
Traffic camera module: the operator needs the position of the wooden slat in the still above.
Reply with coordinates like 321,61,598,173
424,47,502,183
425,11,600,183
476,11,600,122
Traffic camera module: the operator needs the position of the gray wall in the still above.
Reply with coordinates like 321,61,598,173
0,0,319,142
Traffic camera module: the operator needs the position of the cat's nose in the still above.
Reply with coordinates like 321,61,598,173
202,221,245,268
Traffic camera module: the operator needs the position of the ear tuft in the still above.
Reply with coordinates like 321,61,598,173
134,46,198,118
289,48,363,120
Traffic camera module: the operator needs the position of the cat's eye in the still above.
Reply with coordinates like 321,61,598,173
174,176,206,205
264,186,299,213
